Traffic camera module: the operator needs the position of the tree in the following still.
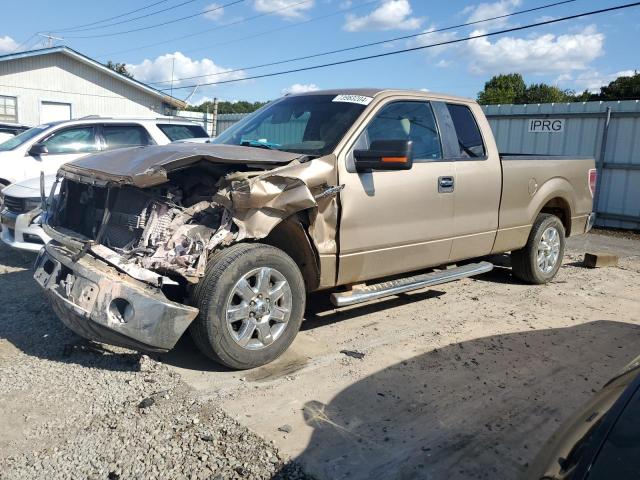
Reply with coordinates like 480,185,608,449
105,61,133,78
479,73,583,104
186,100,268,114
477,73,526,105
519,83,574,104
592,71,640,101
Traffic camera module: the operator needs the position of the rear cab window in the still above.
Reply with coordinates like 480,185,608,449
157,124,208,141
446,103,486,158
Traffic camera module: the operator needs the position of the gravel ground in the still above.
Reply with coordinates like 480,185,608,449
1,232,638,480
0,247,312,480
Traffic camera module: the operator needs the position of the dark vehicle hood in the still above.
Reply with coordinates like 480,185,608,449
59,144,302,188
527,357,640,480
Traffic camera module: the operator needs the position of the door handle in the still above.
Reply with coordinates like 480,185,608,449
438,176,454,193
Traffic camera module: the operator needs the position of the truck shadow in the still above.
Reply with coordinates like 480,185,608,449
158,289,447,373
0,246,142,372
273,320,640,480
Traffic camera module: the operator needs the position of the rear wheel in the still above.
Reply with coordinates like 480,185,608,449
511,213,565,284
190,243,305,370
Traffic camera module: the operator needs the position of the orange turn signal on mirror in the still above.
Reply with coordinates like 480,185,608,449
381,156,407,163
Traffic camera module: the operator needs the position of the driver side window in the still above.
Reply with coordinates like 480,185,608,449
357,101,442,161
41,126,98,155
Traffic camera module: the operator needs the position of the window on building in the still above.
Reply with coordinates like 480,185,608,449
0,95,17,123
103,125,151,150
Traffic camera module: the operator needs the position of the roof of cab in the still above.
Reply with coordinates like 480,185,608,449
285,88,475,104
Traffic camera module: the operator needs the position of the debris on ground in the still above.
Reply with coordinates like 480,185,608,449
583,252,619,268
278,424,293,434
340,350,366,360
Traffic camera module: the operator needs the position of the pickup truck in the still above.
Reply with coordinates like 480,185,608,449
33,89,596,369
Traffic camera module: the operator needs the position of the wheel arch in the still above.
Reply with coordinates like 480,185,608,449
261,214,321,292
529,177,575,237
539,196,572,236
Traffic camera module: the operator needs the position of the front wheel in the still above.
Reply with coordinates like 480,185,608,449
511,213,565,284
190,243,306,370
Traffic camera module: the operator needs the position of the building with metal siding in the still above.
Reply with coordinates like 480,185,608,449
483,101,640,230
0,46,185,126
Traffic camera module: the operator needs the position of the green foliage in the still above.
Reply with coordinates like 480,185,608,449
478,71,640,105
105,61,133,78
477,73,526,105
186,100,268,114
518,83,574,104
592,71,640,101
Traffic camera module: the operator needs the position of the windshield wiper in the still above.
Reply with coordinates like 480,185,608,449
241,140,281,150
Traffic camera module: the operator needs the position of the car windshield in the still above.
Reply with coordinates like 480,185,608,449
0,126,48,151
212,94,369,156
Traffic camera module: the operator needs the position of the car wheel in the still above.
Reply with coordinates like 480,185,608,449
511,213,565,284
190,243,305,370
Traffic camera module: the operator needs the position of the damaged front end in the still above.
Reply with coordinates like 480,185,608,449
34,144,341,352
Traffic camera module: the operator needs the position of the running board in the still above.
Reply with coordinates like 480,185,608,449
330,261,493,307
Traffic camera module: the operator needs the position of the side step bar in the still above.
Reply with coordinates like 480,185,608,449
330,261,493,307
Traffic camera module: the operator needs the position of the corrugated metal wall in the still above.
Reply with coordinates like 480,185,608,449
217,113,249,134
484,100,640,230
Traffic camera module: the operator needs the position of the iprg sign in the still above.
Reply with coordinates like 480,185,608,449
528,118,565,133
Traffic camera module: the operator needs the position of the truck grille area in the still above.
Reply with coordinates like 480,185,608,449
3,196,27,214
50,180,175,249
47,177,236,282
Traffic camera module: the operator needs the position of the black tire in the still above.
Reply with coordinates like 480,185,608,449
511,213,565,284
189,243,305,370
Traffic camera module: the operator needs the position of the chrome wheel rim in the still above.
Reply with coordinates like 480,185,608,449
537,226,561,274
225,267,292,350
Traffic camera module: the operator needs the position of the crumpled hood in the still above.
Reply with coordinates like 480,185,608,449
59,143,303,188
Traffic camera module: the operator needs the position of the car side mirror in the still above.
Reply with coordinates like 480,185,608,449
353,140,413,171
28,143,48,156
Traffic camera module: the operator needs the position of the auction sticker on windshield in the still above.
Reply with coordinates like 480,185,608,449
332,94,373,106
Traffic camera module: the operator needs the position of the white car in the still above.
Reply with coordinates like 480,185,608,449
0,117,208,251
0,122,30,143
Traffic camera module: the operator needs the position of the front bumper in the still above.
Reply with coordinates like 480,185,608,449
0,208,50,252
34,242,199,352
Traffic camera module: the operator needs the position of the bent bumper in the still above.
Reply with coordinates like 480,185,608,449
0,209,50,252
34,242,199,352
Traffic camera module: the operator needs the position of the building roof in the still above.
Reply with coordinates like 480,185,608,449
0,46,186,109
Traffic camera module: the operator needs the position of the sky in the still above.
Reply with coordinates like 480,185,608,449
1,0,638,105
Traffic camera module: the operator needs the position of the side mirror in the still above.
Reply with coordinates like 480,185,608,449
353,140,413,172
28,143,48,156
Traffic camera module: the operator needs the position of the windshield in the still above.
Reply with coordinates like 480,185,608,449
0,126,48,151
212,94,369,156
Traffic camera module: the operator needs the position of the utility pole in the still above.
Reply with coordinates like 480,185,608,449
37,33,63,48
212,98,219,138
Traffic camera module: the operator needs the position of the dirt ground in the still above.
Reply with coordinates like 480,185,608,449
1,232,639,480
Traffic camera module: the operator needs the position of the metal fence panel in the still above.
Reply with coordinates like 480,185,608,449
217,113,248,134
484,100,640,230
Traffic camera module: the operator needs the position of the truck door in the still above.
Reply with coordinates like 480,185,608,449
435,102,501,261
337,99,456,285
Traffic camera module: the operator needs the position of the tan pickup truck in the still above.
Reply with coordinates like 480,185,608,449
34,89,596,369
